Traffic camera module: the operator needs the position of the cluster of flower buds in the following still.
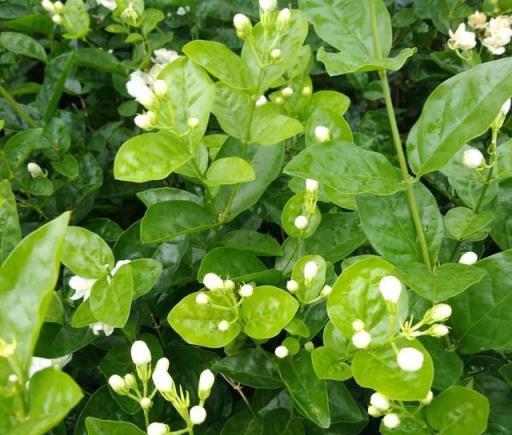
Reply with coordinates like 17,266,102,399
41,0,64,24
109,341,215,432
293,178,319,232
351,319,372,349
401,303,452,341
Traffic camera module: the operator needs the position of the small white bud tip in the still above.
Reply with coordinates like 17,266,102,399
124,373,136,388
304,260,319,281
502,99,511,117
108,374,127,394
383,413,401,429
41,0,55,12
277,8,291,27
190,405,207,425
195,293,209,305
275,345,289,358
430,324,450,337
286,280,299,292
134,112,155,130
352,330,372,349
302,86,312,97
462,148,485,169
421,390,434,405
282,86,294,97
271,48,282,60
430,303,452,322
233,13,252,33
187,117,200,129
304,341,315,352
131,340,152,366
224,279,235,291
239,284,254,298
352,319,365,332
459,251,478,265
199,369,215,393
8,374,18,383
140,397,152,410
52,14,62,24
370,392,390,411
305,178,319,193
147,422,169,435
255,95,268,107
397,347,424,372
27,162,44,178
53,0,63,11
379,275,402,304
368,405,381,417
259,0,277,12
153,80,168,97
314,125,330,143
154,357,170,373
203,273,224,291
321,285,332,298
218,320,230,332
294,215,309,230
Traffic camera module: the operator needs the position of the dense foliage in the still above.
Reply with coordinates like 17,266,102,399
1,0,512,434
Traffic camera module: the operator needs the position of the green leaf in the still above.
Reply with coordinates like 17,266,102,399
303,91,351,118
197,247,266,281
206,157,256,186
425,386,489,435
491,180,512,250
278,350,330,429
168,291,240,348
496,139,512,180
221,412,263,435
240,286,299,339
0,180,21,263
285,141,403,196
327,256,408,345
445,207,494,241
352,338,434,401
213,84,253,141
213,348,282,389
130,258,162,299
35,323,94,359
62,0,90,39
215,230,282,256
450,250,512,353
0,213,69,370
407,58,512,175
311,347,352,381
281,192,321,239
62,226,114,278
291,255,326,303
399,262,487,302
140,200,214,243
85,418,145,435
0,31,47,62
136,187,202,208
184,40,253,90
305,108,353,145
262,409,305,435
89,265,133,328
8,368,82,435
357,182,444,265
114,132,192,183
250,106,304,146
421,337,463,391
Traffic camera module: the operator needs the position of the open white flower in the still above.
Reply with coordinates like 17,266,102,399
90,322,114,336
448,23,477,50
190,405,207,425
152,48,179,65
111,259,131,276
275,345,289,358
462,148,485,169
483,16,512,55
459,251,478,265
379,275,402,304
352,330,372,349
131,340,152,366
29,354,72,377
468,11,487,29
397,347,424,372
97,0,116,10
69,275,96,300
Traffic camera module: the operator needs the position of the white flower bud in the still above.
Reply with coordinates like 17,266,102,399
501,99,511,117
397,347,424,372
274,345,289,358
282,86,294,97
153,80,168,97
152,368,173,392
199,369,215,398
233,13,252,35
147,422,169,435
224,279,235,291
421,390,434,405
134,112,155,130
41,0,55,12
111,259,131,276
52,12,62,23
8,374,18,383
370,392,390,411
379,275,402,304
131,341,152,366
352,330,372,349
383,413,400,429
109,374,127,394
305,178,319,193
430,324,450,337
321,285,332,297
430,303,452,322
271,48,282,60
468,11,487,29
259,0,277,12
27,162,44,178
140,397,152,410
286,280,298,292
294,215,309,230
203,273,224,291
218,320,230,331
459,251,478,265
187,117,200,129
154,357,169,373
124,373,136,388
190,405,207,425
462,148,485,169
239,284,254,298
255,95,268,107
304,261,319,281
368,405,381,417
53,0,63,11
277,8,291,28
304,341,315,352
352,319,365,332
196,293,209,305
302,86,312,97
314,125,330,143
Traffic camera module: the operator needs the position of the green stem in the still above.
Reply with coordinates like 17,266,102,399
369,0,432,270
0,83,38,128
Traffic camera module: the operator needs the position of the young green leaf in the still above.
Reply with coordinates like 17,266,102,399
206,157,256,186
0,180,21,263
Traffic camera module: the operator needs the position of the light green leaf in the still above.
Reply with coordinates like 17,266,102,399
250,106,304,146
212,83,252,141
86,418,145,435
285,141,403,196
114,132,192,183
291,255,326,303
130,259,162,299
62,0,90,39
407,58,512,175
305,107,352,145
0,180,21,264
0,31,47,62
197,247,266,281
206,157,255,186
445,207,494,241
311,347,352,381
281,192,321,239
